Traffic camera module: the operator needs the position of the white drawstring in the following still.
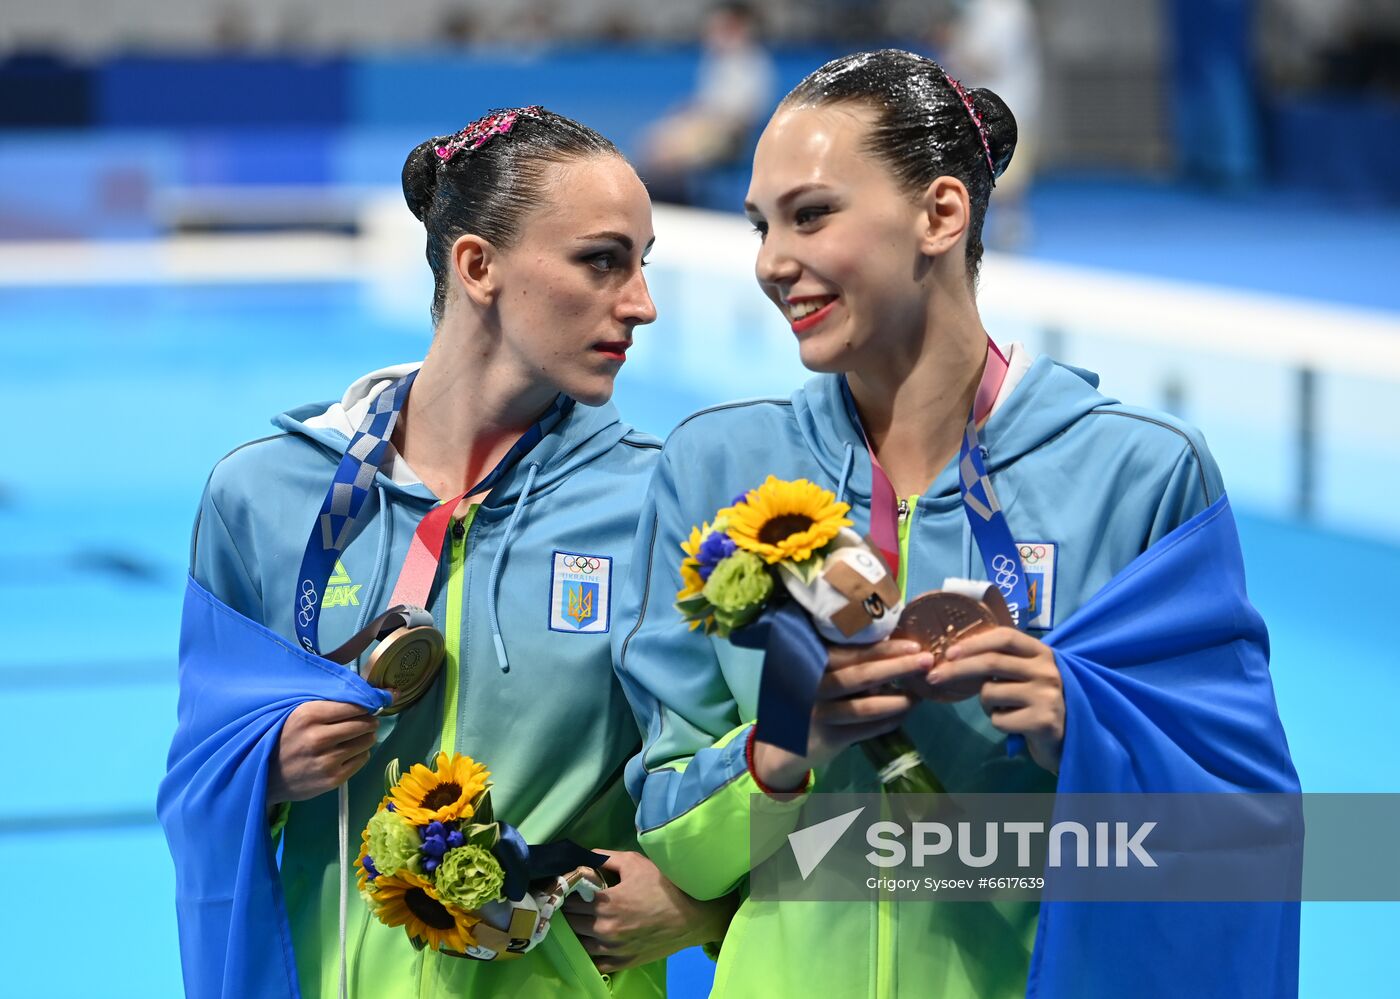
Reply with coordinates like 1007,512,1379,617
338,782,349,999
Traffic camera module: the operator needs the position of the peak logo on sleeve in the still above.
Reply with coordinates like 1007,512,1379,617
549,551,612,634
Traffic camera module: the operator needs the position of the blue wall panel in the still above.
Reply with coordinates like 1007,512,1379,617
1267,97,1400,203
0,55,93,127
99,56,349,128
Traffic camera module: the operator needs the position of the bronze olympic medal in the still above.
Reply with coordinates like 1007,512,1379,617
892,591,999,666
360,624,445,715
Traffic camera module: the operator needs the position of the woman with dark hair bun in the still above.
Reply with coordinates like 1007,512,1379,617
615,51,1297,997
166,107,735,998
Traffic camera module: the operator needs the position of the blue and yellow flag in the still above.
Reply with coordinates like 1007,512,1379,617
158,578,391,999
1028,497,1300,997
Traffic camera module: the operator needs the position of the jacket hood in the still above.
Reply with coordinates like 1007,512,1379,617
271,362,633,508
791,355,1115,509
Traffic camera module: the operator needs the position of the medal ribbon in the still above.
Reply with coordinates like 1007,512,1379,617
957,412,1030,628
841,339,1010,588
955,347,1033,757
842,341,1029,756
294,371,570,655
295,373,416,653
836,375,901,579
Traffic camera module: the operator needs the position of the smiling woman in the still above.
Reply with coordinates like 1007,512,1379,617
615,49,1298,999
162,105,735,999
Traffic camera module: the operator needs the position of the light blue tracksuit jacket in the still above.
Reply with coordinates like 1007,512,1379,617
188,384,664,998
611,357,1229,998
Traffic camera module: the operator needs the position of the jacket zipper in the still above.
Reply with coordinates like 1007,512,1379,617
895,495,917,591
878,494,918,998
440,514,471,754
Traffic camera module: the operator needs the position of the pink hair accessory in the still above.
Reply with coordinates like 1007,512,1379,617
942,74,996,182
433,105,545,163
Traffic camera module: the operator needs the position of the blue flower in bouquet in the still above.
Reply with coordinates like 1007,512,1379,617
696,530,738,581
421,825,449,859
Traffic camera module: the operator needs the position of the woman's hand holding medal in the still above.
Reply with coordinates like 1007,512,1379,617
927,627,1065,774
889,587,1066,775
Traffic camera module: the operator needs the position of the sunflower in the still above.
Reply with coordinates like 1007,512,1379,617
676,523,708,602
678,559,705,603
368,869,481,952
721,476,852,564
389,752,490,826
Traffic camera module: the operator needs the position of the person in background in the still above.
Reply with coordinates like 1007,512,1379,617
942,0,1042,247
641,2,776,205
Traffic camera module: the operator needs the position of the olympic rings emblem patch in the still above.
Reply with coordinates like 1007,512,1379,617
550,550,613,634
1012,540,1058,630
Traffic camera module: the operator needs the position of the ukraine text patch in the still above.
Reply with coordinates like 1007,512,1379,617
549,551,612,633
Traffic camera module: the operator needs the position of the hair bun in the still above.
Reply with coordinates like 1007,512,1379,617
401,139,441,223
969,88,1017,180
